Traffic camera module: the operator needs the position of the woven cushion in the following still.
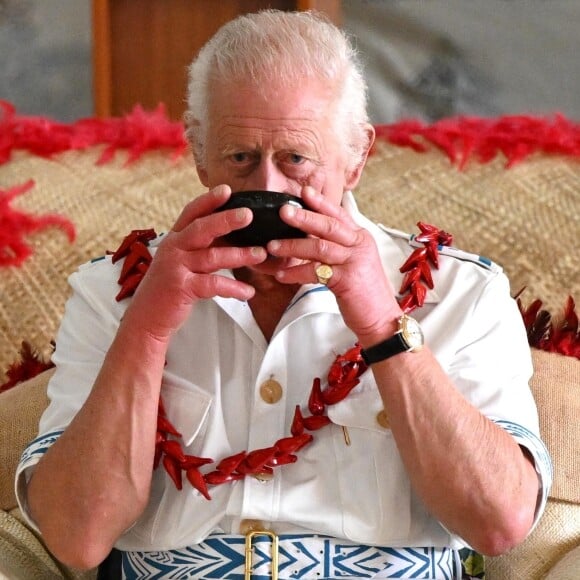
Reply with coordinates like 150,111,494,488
486,348,580,579
545,545,580,580
0,507,96,579
0,368,53,511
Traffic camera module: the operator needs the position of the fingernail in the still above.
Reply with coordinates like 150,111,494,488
235,208,246,221
285,205,296,217
251,246,264,257
269,240,280,251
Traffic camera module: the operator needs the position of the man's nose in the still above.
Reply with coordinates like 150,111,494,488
250,157,287,193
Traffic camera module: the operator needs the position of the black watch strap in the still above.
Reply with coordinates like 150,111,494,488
360,333,408,365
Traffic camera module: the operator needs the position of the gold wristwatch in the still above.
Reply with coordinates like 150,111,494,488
360,315,424,365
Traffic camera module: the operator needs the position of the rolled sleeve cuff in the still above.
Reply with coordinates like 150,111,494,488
14,429,65,532
491,418,553,532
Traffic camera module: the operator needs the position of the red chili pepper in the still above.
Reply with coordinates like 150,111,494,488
111,229,156,263
157,415,182,437
308,378,325,415
327,363,342,384
425,242,440,268
419,259,434,289
399,247,428,273
303,414,331,430
267,453,297,467
398,293,416,313
410,281,427,307
241,447,276,472
291,405,305,436
118,241,152,284
415,222,440,242
341,362,361,383
115,271,145,301
336,345,363,363
216,451,247,475
322,379,359,405
274,433,312,455
163,455,183,490
399,268,422,295
204,470,244,485
160,440,187,463
180,454,214,469
186,468,211,500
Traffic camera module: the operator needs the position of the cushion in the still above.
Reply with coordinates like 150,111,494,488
530,349,580,503
486,349,580,579
545,545,580,580
0,368,53,511
0,507,96,580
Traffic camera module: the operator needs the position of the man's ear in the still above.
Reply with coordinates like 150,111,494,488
196,164,209,188
185,115,210,187
345,123,375,191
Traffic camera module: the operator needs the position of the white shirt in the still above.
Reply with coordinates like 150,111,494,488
16,193,551,553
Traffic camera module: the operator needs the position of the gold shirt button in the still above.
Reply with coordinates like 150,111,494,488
239,519,266,534
259,379,283,404
376,409,390,429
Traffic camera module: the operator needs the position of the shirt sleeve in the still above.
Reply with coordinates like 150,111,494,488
14,257,127,530
491,417,553,533
443,269,553,537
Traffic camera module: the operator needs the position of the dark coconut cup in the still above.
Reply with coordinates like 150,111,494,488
217,190,308,247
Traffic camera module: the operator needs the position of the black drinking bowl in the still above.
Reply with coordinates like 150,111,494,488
217,191,308,247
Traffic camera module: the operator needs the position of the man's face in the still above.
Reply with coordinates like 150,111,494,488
197,78,361,206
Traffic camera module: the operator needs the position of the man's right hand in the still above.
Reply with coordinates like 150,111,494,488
122,184,267,343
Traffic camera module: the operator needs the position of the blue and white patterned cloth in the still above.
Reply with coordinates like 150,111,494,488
121,533,460,579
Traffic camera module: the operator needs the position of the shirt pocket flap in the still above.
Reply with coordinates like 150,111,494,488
327,381,387,433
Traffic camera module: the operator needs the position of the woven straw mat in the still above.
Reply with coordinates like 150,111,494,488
1,142,578,379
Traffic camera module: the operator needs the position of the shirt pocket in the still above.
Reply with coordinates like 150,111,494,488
327,377,412,545
160,375,213,446
123,379,221,549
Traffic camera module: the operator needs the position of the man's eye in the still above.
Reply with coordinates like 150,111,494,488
231,152,251,163
287,153,306,165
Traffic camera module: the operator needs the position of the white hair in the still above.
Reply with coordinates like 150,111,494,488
185,10,370,171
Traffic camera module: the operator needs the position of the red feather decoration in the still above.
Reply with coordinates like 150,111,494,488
0,180,76,267
0,341,54,394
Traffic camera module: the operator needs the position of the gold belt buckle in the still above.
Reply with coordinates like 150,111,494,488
244,529,279,580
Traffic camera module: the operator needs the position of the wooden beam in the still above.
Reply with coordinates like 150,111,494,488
92,0,112,117
297,0,341,24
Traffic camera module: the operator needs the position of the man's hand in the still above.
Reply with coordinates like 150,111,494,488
123,185,267,342
267,186,401,346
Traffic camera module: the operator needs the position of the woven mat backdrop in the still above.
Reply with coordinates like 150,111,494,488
1,142,579,378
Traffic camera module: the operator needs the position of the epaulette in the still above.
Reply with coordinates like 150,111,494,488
378,224,502,274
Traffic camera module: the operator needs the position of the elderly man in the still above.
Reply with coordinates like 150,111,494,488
16,10,550,580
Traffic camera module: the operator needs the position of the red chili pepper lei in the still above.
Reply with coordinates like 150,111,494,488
308,378,325,416
112,222,450,496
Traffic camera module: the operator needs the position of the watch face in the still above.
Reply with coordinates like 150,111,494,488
401,316,424,351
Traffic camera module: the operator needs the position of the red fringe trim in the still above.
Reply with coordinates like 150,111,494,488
0,342,54,394
0,100,187,165
517,292,580,359
374,114,580,169
0,180,76,267
3,100,580,169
